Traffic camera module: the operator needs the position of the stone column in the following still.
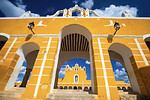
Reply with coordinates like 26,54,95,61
54,69,60,89
20,68,32,87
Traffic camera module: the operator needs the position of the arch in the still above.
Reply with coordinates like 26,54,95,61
64,86,67,89
108,43,141,93
59,86,63,89
51,24,95,94
74,74,79,82
78,86,82,90
73,86,77,90
127,86,132,91
117,86,121,90
0,33,10,50
69,86,72,89
5,42,40,90
122,86,126,91
84,86,88,91
89,86,92,90
0,33,10,39
143,34,150,50
143,34,150,41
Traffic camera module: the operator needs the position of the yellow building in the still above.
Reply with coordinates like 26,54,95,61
58,64,91,90
116,81,131,90
0,5,150,100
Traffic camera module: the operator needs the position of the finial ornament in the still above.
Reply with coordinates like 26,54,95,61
52,5,100,17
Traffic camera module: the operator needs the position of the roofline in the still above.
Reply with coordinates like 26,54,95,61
0,16,150,19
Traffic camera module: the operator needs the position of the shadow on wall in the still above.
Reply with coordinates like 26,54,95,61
139,65,150,96
25,34,33,41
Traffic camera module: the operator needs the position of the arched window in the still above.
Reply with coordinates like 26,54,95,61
64,86,67,89
78,86,82,90
84,86,88,91
77,68,78,71
73,86,77,90
69,86,72,89
74,75,78,82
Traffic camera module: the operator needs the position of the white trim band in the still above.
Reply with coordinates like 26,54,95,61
134,38,149,65
34,37,52,98
2,38,17,61
98,38,110,100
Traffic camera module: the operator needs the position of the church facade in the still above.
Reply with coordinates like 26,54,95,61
58,64,91,90
0,5,150,100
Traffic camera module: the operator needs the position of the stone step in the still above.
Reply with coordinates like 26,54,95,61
120,94,137,100
0,87,26,100
119,92,129,95
47,95,97,100
52,89,89,94
47,89,97,100
48,93,97,96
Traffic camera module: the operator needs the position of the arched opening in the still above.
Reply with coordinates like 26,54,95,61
73,86,77,90
108,43,141,94
84,86,88,91
89,86,92,90
51,24,95,93
69,86,72,89
144,35,150,50
78,86,82,90
64,86,67,89
117,86,121,90
57,58,91,90
59,86,63,89
5,42,40,90
122,86,126,91
127,86,132,91
0,33,9,50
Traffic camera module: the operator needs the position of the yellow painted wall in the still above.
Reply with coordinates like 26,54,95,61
0,17,150,100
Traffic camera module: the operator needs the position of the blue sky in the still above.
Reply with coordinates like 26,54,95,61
58,58,91,80
0,0,150,17
16,58,130,83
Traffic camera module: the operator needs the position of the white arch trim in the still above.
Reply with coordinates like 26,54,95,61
122,86,127,89
84,86,89,89
50,24,95,94
108,42,141,93
143,34,150,40
5,42,40,90
0,33,10,38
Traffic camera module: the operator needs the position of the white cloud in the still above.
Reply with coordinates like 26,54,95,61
79,0,137,17
15,0,26,10
93,5,138,17
0,0,40,17
16,80,22,83
59,69,65,78
20,66,26,71
80,0,94,9
116,62,122,67
0,0,25,17
85,60,90,64
114,68,130,83
72,0,78,5
20,71,26,75
19,66,26,75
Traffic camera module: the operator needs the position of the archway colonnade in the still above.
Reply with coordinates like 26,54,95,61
0,23,150,99
58,86,92,90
